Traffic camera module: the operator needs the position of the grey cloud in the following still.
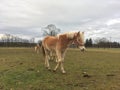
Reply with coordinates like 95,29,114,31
0,0,120,42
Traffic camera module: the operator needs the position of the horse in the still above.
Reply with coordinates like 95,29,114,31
41,31,85,73
34,43,41,53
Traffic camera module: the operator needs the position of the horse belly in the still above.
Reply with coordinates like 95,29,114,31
45,37,57,50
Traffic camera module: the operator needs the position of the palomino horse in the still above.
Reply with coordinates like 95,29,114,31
41,31,85,73
34,44,41,53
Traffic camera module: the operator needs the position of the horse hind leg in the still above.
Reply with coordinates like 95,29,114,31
44,50,51,70
54,53,58,62
46,57,51,70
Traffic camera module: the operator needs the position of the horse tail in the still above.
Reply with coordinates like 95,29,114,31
41,44,45,57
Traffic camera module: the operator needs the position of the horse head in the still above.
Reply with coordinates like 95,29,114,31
73,31,86,52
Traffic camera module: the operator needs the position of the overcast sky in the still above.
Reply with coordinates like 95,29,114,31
0,0,120,42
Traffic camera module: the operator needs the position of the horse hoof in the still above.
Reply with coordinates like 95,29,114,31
62,71,66,74
46,67,51,70
48,68,51,71
53,70,56,72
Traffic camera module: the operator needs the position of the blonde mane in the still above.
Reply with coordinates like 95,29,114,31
57,31,84,40
57,32,76,39
79,32,84,42
66,32,76,39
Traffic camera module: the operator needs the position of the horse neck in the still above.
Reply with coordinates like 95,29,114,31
59,34,74,48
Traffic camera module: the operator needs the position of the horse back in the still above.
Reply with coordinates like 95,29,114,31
42,36,58,50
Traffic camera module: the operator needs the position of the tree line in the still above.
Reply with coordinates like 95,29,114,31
85,38,120,48
0,24,60,47
0,24,120,48
0,34,35,47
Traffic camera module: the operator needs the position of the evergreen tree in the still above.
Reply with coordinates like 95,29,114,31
85,39,89,47
89,38,93,47
85,38,93,47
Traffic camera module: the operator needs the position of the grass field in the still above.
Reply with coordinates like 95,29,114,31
0,48,120,90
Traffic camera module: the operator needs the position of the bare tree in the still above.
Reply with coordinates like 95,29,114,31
29,38,35,43
5,34,11,42
94,38,109,48
42,24,60,36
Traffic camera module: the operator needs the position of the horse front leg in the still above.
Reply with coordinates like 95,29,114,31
54,50,66,74
60,52,66,74
60,61,66,74
53,61,60,72
53,51,61,72
54,60,66,74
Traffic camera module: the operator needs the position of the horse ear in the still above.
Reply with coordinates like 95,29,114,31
75,31,80,37
77,31,80,36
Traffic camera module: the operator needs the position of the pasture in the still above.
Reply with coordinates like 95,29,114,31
0,48,120,90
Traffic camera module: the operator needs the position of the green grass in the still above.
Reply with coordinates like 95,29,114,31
0,47,120,90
